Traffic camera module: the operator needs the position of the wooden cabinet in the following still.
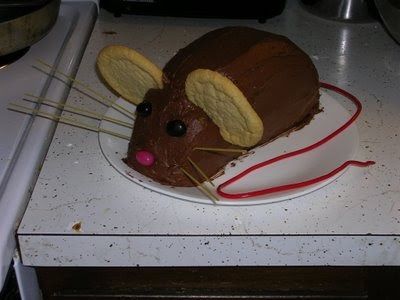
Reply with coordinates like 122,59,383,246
37,266,400,299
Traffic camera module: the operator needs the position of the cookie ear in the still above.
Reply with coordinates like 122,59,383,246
97,45,163,105
185,69,263,147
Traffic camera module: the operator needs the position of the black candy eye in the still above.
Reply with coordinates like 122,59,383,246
166,120,187,137
136,102,152,117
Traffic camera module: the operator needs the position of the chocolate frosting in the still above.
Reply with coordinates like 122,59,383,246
125,27,320,187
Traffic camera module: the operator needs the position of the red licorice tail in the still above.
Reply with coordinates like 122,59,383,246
216,82,375,200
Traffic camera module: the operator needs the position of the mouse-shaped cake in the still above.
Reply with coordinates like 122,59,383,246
97,26,320,187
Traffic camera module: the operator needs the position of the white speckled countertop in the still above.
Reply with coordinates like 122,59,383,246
18,1,400,266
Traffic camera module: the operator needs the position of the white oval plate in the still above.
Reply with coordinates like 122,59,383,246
99,90,359,206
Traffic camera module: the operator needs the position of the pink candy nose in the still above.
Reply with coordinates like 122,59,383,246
135,150,155,166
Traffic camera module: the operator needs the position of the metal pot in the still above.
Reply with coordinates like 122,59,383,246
375,0,400,44
0,0,61,56
300,0,377,22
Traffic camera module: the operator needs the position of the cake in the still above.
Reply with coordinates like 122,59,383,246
97,26,320,187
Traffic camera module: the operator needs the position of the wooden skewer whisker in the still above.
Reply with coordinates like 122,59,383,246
187,157,215,187
8,103,130,140
194,147,247,154
35,59,135,120
24,93,133,129
179,167,218,204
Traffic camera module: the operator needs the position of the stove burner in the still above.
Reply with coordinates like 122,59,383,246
0,47,30,69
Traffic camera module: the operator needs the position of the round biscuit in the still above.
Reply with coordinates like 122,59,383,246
185,69,263,147
97,45,163,105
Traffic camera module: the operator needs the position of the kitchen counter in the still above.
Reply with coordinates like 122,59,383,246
18,1,400,267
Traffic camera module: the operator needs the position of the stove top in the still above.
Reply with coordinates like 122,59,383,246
0,13,72,194
0,1,97,289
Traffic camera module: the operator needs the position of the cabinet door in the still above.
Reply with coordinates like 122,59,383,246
36,266,400,299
